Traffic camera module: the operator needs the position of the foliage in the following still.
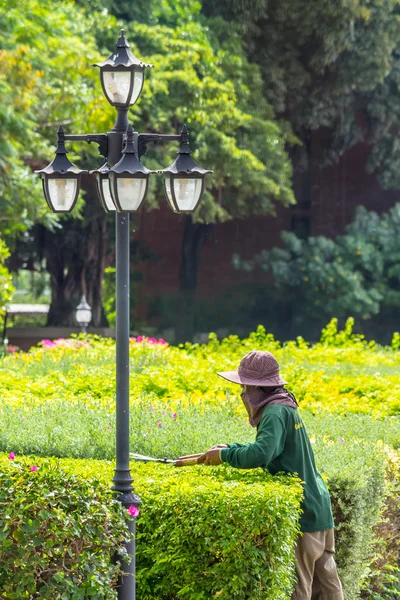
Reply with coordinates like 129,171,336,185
108,0,295,222
0,326,400,597
0,0,116,242
0,454,130,599
135,464,302,600
234,204,400,340
1,323,400,418
3,0,297,327
0,238,14,323
102,267,116,327
0,453,303,600
312,436,387,600
202,0,400,187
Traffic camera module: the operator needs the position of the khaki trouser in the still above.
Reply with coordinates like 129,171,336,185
292,529,344,600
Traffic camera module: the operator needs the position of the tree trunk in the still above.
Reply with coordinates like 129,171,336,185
177,216,212,341
43,213,110,328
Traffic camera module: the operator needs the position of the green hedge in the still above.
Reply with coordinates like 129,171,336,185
0,445,392,599
0,454,302,600
316,439,387,600
0,455,130,599
134,465,302,600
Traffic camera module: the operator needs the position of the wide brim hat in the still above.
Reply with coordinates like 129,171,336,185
217,350,287,387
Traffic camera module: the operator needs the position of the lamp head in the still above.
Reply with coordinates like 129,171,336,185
159,125,213,213
35,126,86,213
108,125,151,212
92,29,153,108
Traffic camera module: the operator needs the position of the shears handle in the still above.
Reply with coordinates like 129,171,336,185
174,456,200,467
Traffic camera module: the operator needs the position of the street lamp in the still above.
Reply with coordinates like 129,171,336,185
75,296,92,333
36,125,86,213
160,124,212,213
93,29,152,109
108,125,151,212
35,28,212,600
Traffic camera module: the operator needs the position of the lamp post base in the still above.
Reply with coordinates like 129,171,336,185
115,491,141,600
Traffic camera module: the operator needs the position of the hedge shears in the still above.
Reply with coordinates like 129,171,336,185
130,452,202,467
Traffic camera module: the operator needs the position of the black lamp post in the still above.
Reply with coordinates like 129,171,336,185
35,29,212,600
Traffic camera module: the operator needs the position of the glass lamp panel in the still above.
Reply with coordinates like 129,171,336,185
48,178,77,211
116,177,147,211
130,70,144,105
76,308,92,326
173,178,203,212
101,178,116,211
164,175,175,210
103,70,132,105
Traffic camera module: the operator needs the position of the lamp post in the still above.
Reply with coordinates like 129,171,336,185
35,29,212,600
75,295,92,333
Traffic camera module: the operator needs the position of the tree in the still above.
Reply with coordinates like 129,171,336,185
5,0,295,333
106,0,295,337
0,0,119,325
202,0,400,184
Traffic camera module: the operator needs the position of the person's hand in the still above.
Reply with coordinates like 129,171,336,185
197,449,223,466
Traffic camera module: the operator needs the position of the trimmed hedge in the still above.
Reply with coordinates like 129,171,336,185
0,454,303,600
0,445,393,600
0,455,130,599
134,465,302,600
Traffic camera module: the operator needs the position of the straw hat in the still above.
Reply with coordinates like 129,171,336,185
217,350,287,387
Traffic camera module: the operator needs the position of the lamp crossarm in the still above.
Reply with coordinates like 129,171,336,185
64,133,109,158
137,133,180,159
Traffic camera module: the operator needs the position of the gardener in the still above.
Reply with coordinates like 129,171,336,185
196,350,343,600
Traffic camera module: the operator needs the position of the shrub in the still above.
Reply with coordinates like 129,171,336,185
0,438,394,599
0,454,303,600
233,204,400,340
1,326,399,598
1,323,400,417
315,438,387,600
135,465,303,600
0,454,130,599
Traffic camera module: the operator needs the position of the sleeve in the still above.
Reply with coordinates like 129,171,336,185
220,411,286,469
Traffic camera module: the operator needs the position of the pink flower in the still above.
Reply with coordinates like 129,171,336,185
42,339,56,348
162,411,166,415
151,406,155,411
8,452,15,460
338,437,345,443
157,421,162,427
30,466,38,472
128,505,139,517
136,336,144,343
158,339,167,345
107,426,111,430
172,413,177,419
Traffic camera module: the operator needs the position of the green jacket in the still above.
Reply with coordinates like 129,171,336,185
220,404,334,533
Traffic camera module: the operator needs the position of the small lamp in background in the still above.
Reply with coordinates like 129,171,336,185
75,296,92,333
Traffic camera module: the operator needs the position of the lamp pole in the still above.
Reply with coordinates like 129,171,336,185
109,110,140,600
35,29,212,600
